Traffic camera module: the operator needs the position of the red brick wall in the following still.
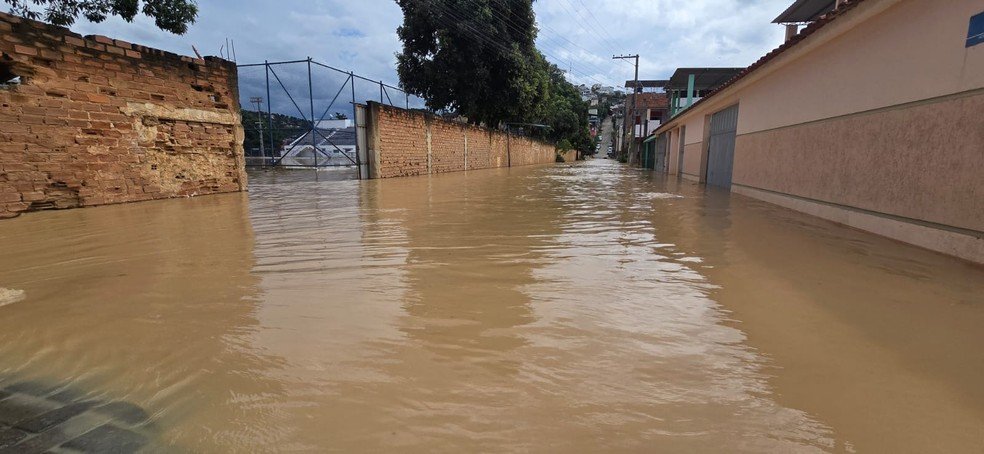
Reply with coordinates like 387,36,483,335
366,102,555,179
0,12,246,218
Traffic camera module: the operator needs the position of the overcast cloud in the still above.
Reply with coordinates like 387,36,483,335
64,0,793,115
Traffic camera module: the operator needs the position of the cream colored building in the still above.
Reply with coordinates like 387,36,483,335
655,0,984,263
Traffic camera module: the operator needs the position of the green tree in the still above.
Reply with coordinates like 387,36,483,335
241,111,308,156
539,61,591,152
395,0,548,127
4,0,198,34
396,0,594,154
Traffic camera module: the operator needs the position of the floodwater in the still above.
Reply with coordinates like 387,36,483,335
1,160,983,452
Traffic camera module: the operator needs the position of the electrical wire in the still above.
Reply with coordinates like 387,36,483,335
424,0,611,86
442,0,615,86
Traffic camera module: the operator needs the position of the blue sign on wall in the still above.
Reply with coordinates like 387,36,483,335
969,11,984,48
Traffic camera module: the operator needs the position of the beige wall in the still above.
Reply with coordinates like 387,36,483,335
666,128,679,175
734,90,984,233
676,114,708,180
681,142,704,180
737,0,984,135
655,0,984,262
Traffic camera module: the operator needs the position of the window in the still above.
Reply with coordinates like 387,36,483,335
969,11,984,48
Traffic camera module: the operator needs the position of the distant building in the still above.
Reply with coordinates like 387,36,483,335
664,68,743,116
621,80,670,164
279,127,357,167
315,119,353,129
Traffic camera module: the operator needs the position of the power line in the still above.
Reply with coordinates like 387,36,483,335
430,0,612,84
571,0,622,53
545,0,636,75
452,0,620,85
554,0,611,52
426,0,611,86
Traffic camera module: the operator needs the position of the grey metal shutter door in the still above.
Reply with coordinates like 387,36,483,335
706,104,739,189
654,133,667,171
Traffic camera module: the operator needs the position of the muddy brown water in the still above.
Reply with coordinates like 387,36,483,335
0,160,982,452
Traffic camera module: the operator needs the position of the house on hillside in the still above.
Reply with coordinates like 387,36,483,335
279,126,357,167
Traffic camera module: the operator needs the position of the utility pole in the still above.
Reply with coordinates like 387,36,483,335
613,54,639,163
250,97,265,160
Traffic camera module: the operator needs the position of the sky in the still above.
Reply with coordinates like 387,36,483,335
62,0,793,116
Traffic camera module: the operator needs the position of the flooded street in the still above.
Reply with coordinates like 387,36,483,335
1,159,983,452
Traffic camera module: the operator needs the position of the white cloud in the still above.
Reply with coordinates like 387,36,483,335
64,0,795,109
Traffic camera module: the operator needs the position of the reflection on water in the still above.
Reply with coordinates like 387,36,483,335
0,160,982,452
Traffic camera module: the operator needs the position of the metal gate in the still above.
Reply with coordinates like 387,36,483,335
706,104,739,189
236,58,424,178
642,141,655,169
654,132,668,172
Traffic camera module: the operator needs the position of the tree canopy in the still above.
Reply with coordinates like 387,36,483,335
4,0,198,34
395,0,591,152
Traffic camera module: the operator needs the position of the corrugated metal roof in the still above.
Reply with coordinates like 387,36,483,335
625,80,669,90
773,0,836,23
666,68,745,90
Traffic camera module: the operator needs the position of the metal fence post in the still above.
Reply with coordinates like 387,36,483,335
308,57,317,168
265,61,274,167
351,72,362,180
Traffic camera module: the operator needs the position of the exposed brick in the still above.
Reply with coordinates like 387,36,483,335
368,102,556,179
0,10,247,217
38,49,60,60
85,93,112,104
12,44,36,55
64,35,84,46
91,35,114,45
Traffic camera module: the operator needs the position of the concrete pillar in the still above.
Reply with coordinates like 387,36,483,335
426,124,433,175
785,24,799,41
686,74,696,108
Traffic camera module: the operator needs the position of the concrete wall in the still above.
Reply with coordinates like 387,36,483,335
659,0,984,262
735,0,983,135
0,12,246,218
364,102,557,179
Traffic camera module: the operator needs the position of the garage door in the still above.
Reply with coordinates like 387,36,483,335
706,104,739,189
654,133,668,172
